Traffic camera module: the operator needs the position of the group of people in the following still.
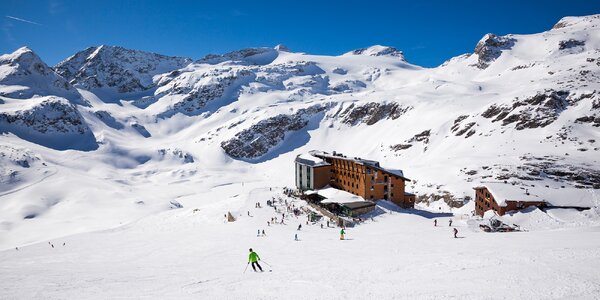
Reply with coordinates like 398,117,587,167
433,219,460,238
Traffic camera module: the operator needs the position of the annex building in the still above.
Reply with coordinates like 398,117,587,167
474,182,593,216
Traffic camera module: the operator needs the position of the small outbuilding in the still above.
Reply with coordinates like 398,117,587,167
307,186,376,217
474,182,593,216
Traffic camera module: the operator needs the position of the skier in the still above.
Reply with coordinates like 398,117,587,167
434,219,437,227
321,224,324,229
257,229,260,237
297,224,302,231
453,228,458,238
262,229,266,236
449,219,453,227
340,228,345,240
248,248,263,272
294,233,298,241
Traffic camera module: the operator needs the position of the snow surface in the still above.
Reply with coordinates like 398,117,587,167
1,187,600,299
0,14,600,299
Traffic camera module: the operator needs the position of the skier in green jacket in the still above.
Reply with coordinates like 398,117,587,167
248,248,263,272
340,228,345,240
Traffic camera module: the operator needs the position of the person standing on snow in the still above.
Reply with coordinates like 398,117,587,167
248,248,263,272
453,228,458,238
434,219,437,227
340,228,345,240
449,219,453,227
297,224,302,231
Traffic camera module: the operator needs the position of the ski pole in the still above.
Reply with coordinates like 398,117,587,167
260,260,272,267
243,263,249,274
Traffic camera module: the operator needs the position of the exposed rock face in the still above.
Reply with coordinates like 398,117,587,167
0,47,80,101
94,110,124,129
473,34,516,69
157,148,194,163
274,44,290,52
0,97,97,150
334,102,410,126
55,45,192,93
131,123,151,138
345,45,406,61
197,47,278,65
221,105,327,159
482,90,570,130
389,144,413,151
507,155,600,189
451,115,477,138
408,130,431,143
156,68,255,118
559,39,585,50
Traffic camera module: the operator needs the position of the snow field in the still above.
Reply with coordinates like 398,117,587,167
1,187,600,299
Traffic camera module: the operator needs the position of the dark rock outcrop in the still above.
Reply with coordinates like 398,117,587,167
221,105,327,159
335,102,410,126
473,34,516,69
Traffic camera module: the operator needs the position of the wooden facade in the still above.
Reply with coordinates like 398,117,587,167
295,151,414,208
474,186,546,216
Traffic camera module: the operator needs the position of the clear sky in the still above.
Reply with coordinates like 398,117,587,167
1,0,598,67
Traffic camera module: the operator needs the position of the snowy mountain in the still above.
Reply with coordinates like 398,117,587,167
0,14,599,255
1,13,600,300
0,47,80,101
54,45,192,94
343,45,406,60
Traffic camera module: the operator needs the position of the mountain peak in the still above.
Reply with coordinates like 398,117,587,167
274,44,290,52
0,46,80,101
553,14,600,30
0,46,44,67
197,47,279,65
55,45,192,93
343,45,406,60
472,33,516,69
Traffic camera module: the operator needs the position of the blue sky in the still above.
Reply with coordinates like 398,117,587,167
1,0,598,67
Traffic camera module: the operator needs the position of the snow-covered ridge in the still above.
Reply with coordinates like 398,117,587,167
0,47,80,101
197,47,279,65
344,45,406,61
54,45,192,93
0,96,97,151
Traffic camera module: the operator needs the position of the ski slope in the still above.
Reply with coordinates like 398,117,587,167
1,186,600,299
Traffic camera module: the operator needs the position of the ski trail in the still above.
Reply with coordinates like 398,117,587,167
0,167,58,198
